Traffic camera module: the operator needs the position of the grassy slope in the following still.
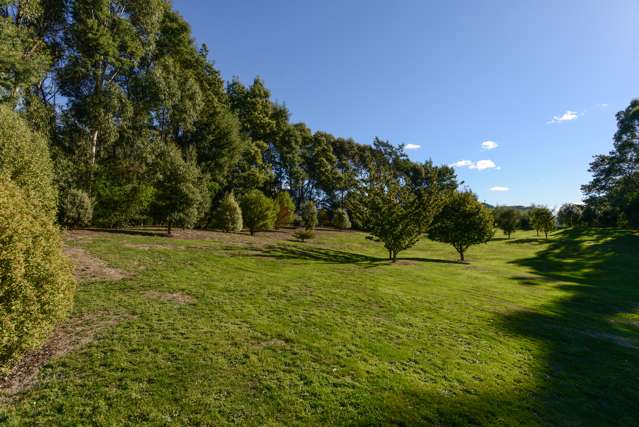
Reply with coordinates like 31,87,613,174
1,228,639,426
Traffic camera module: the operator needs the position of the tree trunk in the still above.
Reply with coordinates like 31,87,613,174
459,250,465,262
91,130,98,165
167,220,172,236
392,251,397,263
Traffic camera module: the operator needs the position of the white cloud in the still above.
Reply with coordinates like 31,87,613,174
450,160,473,168
404,143,420,150
450,159,498,171
490,186,509,192
547,110,579,124
481,140,498,150
469,160,497,170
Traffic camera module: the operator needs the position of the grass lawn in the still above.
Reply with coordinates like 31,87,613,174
1,227,639,425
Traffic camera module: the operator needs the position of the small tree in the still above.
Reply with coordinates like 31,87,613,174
557,203,583,228
241,189,276,235
216,192,243,232
535,207,556,239
151,143,208,235
274,191,295,229
332,208,352,230
59,189,93,228
494,207,520,239
429,191,494,262
302,200,318,231
359,168,443,262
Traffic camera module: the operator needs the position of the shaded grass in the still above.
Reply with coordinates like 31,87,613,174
1,228,638,425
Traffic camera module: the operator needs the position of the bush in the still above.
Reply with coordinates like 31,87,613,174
274,192,295,229
302,200,318,231
332,208,352,230
293,229,315,242
0,177,76,372
60,189,93,228
216,192,243,232
317,208,330,227
241,190,275,235
0,104,57,219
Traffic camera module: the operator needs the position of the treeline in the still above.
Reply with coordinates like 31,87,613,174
1,0,457,233
581,100,639,228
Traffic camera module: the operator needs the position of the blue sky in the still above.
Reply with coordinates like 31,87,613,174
174,1,639,208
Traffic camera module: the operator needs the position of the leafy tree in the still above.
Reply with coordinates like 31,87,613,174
494,207,520,239
240,190,275,235
557,203,584,227
531,207,555,239
429,191,494,262
359,166,443,262
302,200,318,231
216,192,243,232
60,189,93,228
582,100,639,227
151,143,209,235
274,191,295,229
332,208,352,230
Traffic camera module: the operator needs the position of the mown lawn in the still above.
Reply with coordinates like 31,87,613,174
1,227,639,425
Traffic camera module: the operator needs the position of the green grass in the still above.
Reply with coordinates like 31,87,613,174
2,227,639,425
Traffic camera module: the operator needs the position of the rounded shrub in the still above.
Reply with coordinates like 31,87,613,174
0,177,75,372
240,190,276,235
216,192,243,232
302,200,318,231
274,192,295,229
332,208,352,230
60,189,93,228
0,104,57,219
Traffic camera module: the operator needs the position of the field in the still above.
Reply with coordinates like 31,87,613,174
1,227,638,426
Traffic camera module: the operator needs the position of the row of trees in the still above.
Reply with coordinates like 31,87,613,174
493,206,556,239
1,0,459,235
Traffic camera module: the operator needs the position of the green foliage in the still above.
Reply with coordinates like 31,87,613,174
292,229,315,242
582,99,639,227
274,192,295,229
240,190,275,235
429,191,494,261
317,209,331,227
332,208,352,230
0,175,75,373
59,189,93,228
151,143,209,235
216,192,243,233
494,207,520,239
301,200,318,231
530,207,555,239
557,203,584,227
0,104,57,218
360,167,443,262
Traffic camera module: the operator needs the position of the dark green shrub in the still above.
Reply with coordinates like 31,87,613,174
216,192,243,232
293,229,315,242
60,189,93,228
0,177,76,373
302,200,318,231
332,208,352,230
274,192,295,229
241,190,275,235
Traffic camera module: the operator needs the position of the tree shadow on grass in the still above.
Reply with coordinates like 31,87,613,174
83,227,169,237
253,244,459,266
499,227,639,424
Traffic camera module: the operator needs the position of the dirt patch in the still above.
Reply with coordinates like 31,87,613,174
0,312,133,397
143,291,196,305
63,247,130,282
